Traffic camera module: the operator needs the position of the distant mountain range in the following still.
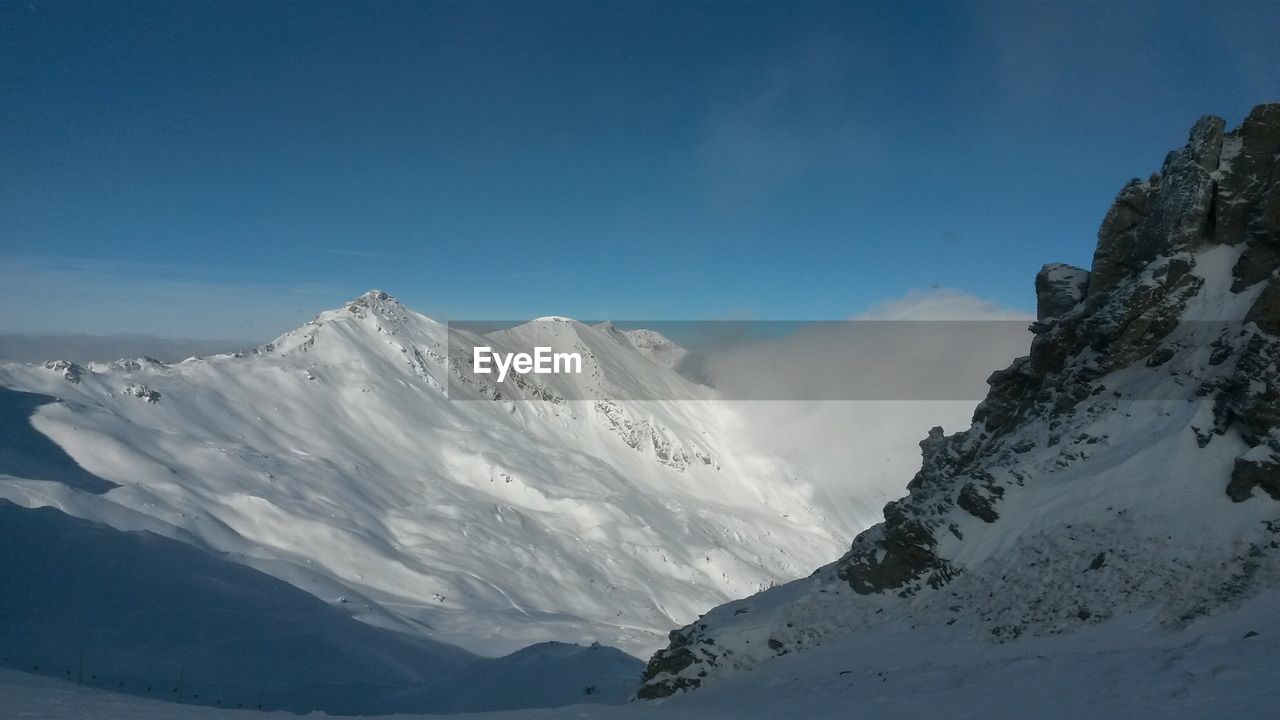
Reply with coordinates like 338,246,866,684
0,333,257,365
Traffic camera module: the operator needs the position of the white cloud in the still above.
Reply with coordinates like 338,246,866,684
856,287,1033,321
680,287,1032,535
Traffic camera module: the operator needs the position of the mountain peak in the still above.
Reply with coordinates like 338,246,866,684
254,289,439,357
339,289,446,328
348,289,402,310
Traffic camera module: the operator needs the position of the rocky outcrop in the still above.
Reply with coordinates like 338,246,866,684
1035,264,1090,322
638,104,1280,700
1219,104,1280,254
830,105,1280,598
42,360,81,384
1227,454,1280,502
122,384,161,403
1247,277,1280,334
1088,115,1223,297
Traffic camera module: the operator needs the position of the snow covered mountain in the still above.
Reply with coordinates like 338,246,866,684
638,104,1280,698
0,291,843,664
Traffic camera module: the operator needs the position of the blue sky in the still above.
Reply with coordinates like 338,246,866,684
2,0,1278,340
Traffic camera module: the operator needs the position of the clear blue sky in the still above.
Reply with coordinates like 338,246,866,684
2,1,1278,339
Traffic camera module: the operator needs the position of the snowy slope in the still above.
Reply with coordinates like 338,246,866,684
0,291,843,659
639,105,1280,698
0,500,640,714
4,588,1278,719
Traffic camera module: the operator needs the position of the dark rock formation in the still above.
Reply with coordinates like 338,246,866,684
1218,104,1280,251
1089,115,1223,298
1227,456,1280,502
1247,278,1280,334
957,482,1002,523
1035,264,1090,322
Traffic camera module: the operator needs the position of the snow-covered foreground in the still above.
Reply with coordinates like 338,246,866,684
4,589,1276,719
0,502,641,715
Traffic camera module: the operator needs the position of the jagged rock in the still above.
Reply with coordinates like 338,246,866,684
1089,116,1224,298
122,384,161,403
957,483,1000,523
836,524,933,595
637,631,701,698
1226,105,1280,295
1259,172,1280,244
1232,244,1278,291
1246,276,1280,335
1153,116,1224,244
1090,179,1156,296
42,360,81,384
1210,333,1280,446
1226,456,1280,502
1215,104,1280,245
1035,264,1090,321
908,427,956,490
973,358,1040,435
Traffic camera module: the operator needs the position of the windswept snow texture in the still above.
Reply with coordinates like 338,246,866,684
0,501,471,713
2,591,1278,718
0,388,117,494
0,501,641,714
0,290,843,658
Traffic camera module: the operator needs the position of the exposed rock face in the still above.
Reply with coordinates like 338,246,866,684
1246,278,1280,334
1220,104,1280,254
636,632,700,700
1089,115,1223,297
1227,454,1280,502
639,104,1280,699
1035,264,1091,322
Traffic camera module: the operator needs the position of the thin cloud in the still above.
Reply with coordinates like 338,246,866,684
675,287,1033,535
696,31,878,208
324,249,388,258
0,256,342,340
856,287,1033,321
